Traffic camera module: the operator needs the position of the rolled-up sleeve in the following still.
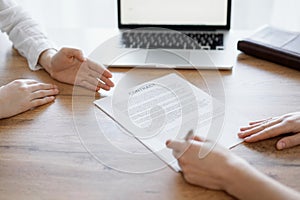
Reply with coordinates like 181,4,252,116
0,0,55,70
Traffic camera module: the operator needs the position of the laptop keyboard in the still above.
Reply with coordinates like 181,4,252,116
120,31,224,50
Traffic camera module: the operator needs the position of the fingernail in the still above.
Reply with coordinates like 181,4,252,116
277,141,286,150
238,132,244,137
244,136,251,142
166,140,170,146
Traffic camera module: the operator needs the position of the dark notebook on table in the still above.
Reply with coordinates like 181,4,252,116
237,26,300,70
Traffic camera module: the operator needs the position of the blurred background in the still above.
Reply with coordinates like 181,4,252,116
12,0,300,54
15,0,300,31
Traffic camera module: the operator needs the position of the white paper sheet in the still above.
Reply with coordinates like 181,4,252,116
94,73,243,172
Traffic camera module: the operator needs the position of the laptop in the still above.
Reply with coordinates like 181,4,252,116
90,0,235,70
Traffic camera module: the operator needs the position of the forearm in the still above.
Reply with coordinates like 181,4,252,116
0,2,55,70
225,160,300,200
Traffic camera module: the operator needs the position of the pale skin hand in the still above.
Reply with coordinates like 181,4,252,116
0,79,59,119
166,137,243,190
166,138,300,200
39,48,114,91
238,112,300,150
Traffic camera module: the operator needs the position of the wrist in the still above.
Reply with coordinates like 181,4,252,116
221,155,255,197
0,85,7,119
222,156,279,200
38,49,57,75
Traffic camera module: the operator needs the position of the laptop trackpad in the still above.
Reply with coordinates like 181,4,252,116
145,50,190,65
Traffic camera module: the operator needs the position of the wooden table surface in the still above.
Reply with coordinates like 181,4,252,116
0,32,300,200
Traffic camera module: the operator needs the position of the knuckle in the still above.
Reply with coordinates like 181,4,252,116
282,113,290,119
262,128,270,135
45,96,54,102
12,79,22,84
33,98,50,107
39,91,46,96
178,156,187,166
18,85,29,92
183,173,194,184
80,80,88,86
284,118,294,125
12,80,24,86
30,101,39,108
60,47,67,52
283,138,293,148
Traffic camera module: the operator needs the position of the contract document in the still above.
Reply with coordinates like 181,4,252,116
94,73,243,172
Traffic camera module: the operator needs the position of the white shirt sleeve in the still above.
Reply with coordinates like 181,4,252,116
0,0,56,70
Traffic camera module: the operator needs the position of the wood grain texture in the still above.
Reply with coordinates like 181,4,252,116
0,33,299,200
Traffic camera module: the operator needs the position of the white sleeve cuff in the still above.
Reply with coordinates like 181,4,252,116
26,39,57,71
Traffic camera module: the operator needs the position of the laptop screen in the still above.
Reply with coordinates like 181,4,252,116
118,0,231,30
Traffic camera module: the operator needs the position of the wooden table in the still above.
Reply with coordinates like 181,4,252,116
0,32,299,200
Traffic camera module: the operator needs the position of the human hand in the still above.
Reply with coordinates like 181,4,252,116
166,138,300,200
39,48,114,91
166,138,246,190
238,112,300,150
0,79,59,119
